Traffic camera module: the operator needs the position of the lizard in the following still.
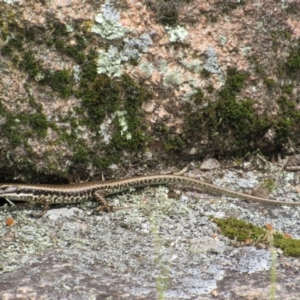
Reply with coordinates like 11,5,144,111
0,174,299,216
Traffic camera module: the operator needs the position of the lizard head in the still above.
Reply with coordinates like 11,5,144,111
0,185,24,201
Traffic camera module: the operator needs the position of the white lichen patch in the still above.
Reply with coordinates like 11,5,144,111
73,65,81,82
113,110,132,140
120,33,153,62
97,33,153,76
166,25,188,43
3,0,19,3
241,46,252,56
139,62,154,77
99,122,111,144
97,46,122,77
91,0,130,40
158,59,168,73
183,59,202,73
163,71,181,86
203,47,222,74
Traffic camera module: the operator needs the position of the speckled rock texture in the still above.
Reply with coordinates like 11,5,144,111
1,166,300,299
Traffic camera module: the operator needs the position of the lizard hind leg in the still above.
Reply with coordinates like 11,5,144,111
93,190,114,214
93,190,132,216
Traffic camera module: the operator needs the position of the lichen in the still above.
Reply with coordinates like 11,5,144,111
3,0,19,3
97,33,153,77
140,62,154,77
73,65,81,82
97,46,123,77
91,0,129,40
203,47,222,74
166,25,188,43
113,111,132,140
163,71,181,86
183,59,202,73
120,33,153,62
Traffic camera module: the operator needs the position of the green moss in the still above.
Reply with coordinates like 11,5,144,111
201,69,211,78
109,74,152,151
80,74,122,126
273,233,300,257
215,217,300,257
285,2,298,15
23,27,37,42
260,178,277,193
183,68,270,156
49,19,69,37
42,69,74,98
78,51,98,89
73,71,151,169
214,217,266,242
206,84,215,94
191,88,205,105
0,114,24,147
274,96,300,144
28,112,48,138
0,92,49,147
221,0,246,14
157,3,178,26
93,154,119,170
1,36,23,56
73,142,89,164
222,67,249,95
209,15,218,23
153,123,185,153
281,83,294,95
284,39,300,77
164,136,185,152
55,35,86,64
129,58,139,66
24,83,43,111
19,50,41,78
263,77,276,89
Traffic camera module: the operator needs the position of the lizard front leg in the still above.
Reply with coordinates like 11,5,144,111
31,201,50,218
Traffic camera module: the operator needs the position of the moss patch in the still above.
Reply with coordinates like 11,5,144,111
214,217,266,243
273,233,300,257
214,217,300,257
183,68,270,156
0,105,50,147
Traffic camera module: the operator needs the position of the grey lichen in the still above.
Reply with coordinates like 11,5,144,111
120,33,153,62
3,0,19,3
99,122,111,144
203,47,222,74
139,62,154,77
163,71,181,86
166,25,188,43
113,110,132,140
97,46,122,77
97,33,153,77
184,59,202,73
73,65,81,82
91,0,130,40
218,35,227,46
158,59,168,73
241,46,252,56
